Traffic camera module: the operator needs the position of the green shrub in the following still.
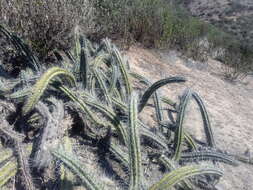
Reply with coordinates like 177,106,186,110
161,8,207,48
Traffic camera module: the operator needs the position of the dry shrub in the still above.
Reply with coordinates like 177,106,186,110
221,44,253,82
92,0,209,53
0,0,252,81
91,0,169,46
0,0,95,59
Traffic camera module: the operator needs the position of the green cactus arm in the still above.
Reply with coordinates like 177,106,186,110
58,85,103,127
80,47,88,89
0,148,13,164
60,137,75,190
52,148,103,190
149,165,222,190
158,155,194,190
22,67,75,115
138,77,186,113
0,158,18,187
192,92,216,147
130,72,176,107
128,93,143,190
173,89,192,161
92,68,112,104
180,150,238,166
112,46,132,98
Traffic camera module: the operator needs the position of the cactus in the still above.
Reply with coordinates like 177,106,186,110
108,64,119,94
128,93,143,190
109,142,129,168
0,158,18,187
0,120,25,142
52,148,103,190
0,25,40,71
158,155,194,190
112,45,132,99
15,142,35,190
149,165,222,190
192,92,216,148
58,85,103,127
0,26,246,190
60,137,75,190
138,77,186,113
130,72,176,107
92,68,112,104
0,148,14,166
173,89,192,161
80,46,88,88
22,67,75,115
180,149,238,166
33,100,65,169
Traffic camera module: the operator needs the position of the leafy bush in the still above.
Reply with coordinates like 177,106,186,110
0,25,251,190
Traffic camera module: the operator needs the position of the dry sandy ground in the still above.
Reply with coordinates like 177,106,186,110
124,45,253,190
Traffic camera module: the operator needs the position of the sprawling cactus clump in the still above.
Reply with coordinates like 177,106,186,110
0,25,251,190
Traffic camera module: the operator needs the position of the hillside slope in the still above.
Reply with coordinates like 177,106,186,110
180,0,253,48
124,45,253,190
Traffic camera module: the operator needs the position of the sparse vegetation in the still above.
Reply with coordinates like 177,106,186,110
220,42,253,82
0,25,252,190
92,0,253,81
0,0,252,81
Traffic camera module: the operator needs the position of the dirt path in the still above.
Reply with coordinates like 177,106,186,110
124,45,253,190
